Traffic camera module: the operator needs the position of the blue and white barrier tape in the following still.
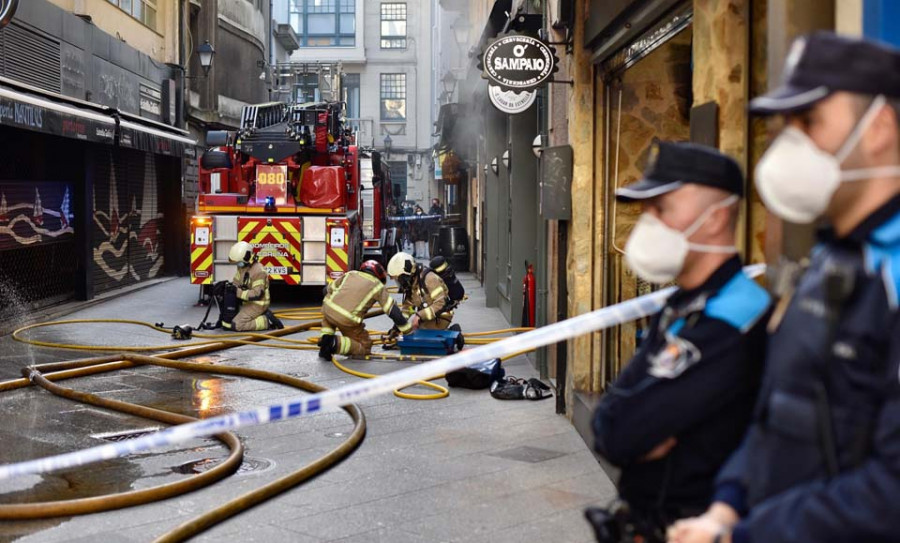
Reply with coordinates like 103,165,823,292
0,265,765,480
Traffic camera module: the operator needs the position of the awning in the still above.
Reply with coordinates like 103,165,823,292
120,116,196,157
0,78,197,156
0,83,116,144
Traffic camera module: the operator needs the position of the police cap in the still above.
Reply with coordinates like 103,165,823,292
615,141,744,202
750,31,900,115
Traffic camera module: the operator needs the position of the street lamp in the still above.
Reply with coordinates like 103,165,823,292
384,133,393,158
451,17,470,50
197,40,216,77
490,157,499,176
441,72,457,99
501,149,510,170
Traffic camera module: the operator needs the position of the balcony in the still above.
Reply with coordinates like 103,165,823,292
274,23,300,52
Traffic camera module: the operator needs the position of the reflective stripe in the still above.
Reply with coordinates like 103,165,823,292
324,299,363,324
421,307,435,320
251,279,266,288
248,300,268,306
429,286,446,299
321,327,335,334
253,315,268,330
398,321,412,333
338,336,351,355
353,283,382,315
239,290,249,301
383,296,395,313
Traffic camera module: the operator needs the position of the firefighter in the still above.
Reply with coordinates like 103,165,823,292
318,260,412,360
588,142,772,542
669,33,900,543
387,252,453,330
225,241,283,332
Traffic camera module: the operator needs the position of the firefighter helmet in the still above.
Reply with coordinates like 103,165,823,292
387,252,415,278
228,241,254,264
360,260,387,284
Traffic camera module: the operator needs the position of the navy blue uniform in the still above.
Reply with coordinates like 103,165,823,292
593,257,771,527
716,195,900,543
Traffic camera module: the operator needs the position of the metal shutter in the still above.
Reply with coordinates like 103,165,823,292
129,153,164,281
1,23,61,94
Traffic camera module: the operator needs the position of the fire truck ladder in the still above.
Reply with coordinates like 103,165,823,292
241,103,289,131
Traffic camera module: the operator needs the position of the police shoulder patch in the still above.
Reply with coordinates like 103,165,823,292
648,334,701,379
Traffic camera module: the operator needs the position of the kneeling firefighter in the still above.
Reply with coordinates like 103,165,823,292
387,252,454,331
224,241,283,332
319,260,412,360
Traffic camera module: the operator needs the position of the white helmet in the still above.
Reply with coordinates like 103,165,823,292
228,241,254,264
387,252,415,279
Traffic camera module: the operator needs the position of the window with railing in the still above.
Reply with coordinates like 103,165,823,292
380,3,407,49
380,73,406,121
107,0,157,30
289,0,356,47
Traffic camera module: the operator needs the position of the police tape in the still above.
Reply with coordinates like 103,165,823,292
0,264,765,480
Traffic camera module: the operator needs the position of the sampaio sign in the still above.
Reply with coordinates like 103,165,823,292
483,35,557,91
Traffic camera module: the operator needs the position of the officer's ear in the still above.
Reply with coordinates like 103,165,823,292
863,98,900,163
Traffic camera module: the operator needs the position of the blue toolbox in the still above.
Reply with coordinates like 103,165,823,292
397,329,463,356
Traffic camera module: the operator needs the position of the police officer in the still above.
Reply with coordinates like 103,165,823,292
669,32,900,543
387,252,454,330
318,260,412,360
589,142,772,542
225,241,283,332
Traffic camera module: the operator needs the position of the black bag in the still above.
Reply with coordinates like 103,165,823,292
216,281,240,327
489,377,553,400
428,256,465,308
446,358,504,389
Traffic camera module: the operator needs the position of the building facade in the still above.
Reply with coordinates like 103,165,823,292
185,0,272,222
0,0,196,321
271,0,435,208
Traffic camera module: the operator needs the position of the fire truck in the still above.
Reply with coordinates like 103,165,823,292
190,65,397,289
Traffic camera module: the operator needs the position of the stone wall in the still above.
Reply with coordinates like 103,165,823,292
604,28,693,378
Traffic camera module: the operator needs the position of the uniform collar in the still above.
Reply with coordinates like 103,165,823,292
818,193,900,246
666,255,743,309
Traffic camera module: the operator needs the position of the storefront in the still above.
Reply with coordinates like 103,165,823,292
564,0,770,424
0,79,194,318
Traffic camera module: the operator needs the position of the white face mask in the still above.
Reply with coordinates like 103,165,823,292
624,195,739,284
755,94,900,224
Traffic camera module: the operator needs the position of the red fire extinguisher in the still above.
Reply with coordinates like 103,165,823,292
522,261,536,328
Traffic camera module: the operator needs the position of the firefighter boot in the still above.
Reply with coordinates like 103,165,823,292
265,309,284,330
318,334,336,360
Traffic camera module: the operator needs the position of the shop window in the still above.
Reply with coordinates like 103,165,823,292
290,0,356,47
380,73,406,121
107,0,157,30
381,3,407,49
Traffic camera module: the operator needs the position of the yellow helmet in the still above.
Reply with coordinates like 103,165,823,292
228,241,254,264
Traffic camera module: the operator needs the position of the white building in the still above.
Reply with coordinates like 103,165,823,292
270,0,437,205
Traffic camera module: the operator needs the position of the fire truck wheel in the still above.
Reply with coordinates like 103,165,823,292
200,150,232,170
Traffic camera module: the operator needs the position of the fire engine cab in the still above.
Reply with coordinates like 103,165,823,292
190,65,396,289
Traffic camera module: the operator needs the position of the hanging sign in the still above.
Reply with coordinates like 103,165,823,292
488,84,537,114
482,34,558,91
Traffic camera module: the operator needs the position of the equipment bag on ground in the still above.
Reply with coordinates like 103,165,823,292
445,358,504,389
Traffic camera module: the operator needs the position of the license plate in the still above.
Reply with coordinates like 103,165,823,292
266,266,288,275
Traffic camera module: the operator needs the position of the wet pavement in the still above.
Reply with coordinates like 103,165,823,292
0,275,615,542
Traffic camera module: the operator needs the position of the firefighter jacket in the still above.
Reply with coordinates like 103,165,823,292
402,268,449,323
324,270,411,332
231,261,270,308
713,195,900,543
592,256,771,518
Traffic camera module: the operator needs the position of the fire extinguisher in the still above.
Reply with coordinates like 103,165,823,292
522,261,536,328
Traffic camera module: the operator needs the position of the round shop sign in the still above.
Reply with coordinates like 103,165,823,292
483,34,557,91
488,84,537,114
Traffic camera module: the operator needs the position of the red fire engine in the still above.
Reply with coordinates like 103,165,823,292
190,66,396,289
